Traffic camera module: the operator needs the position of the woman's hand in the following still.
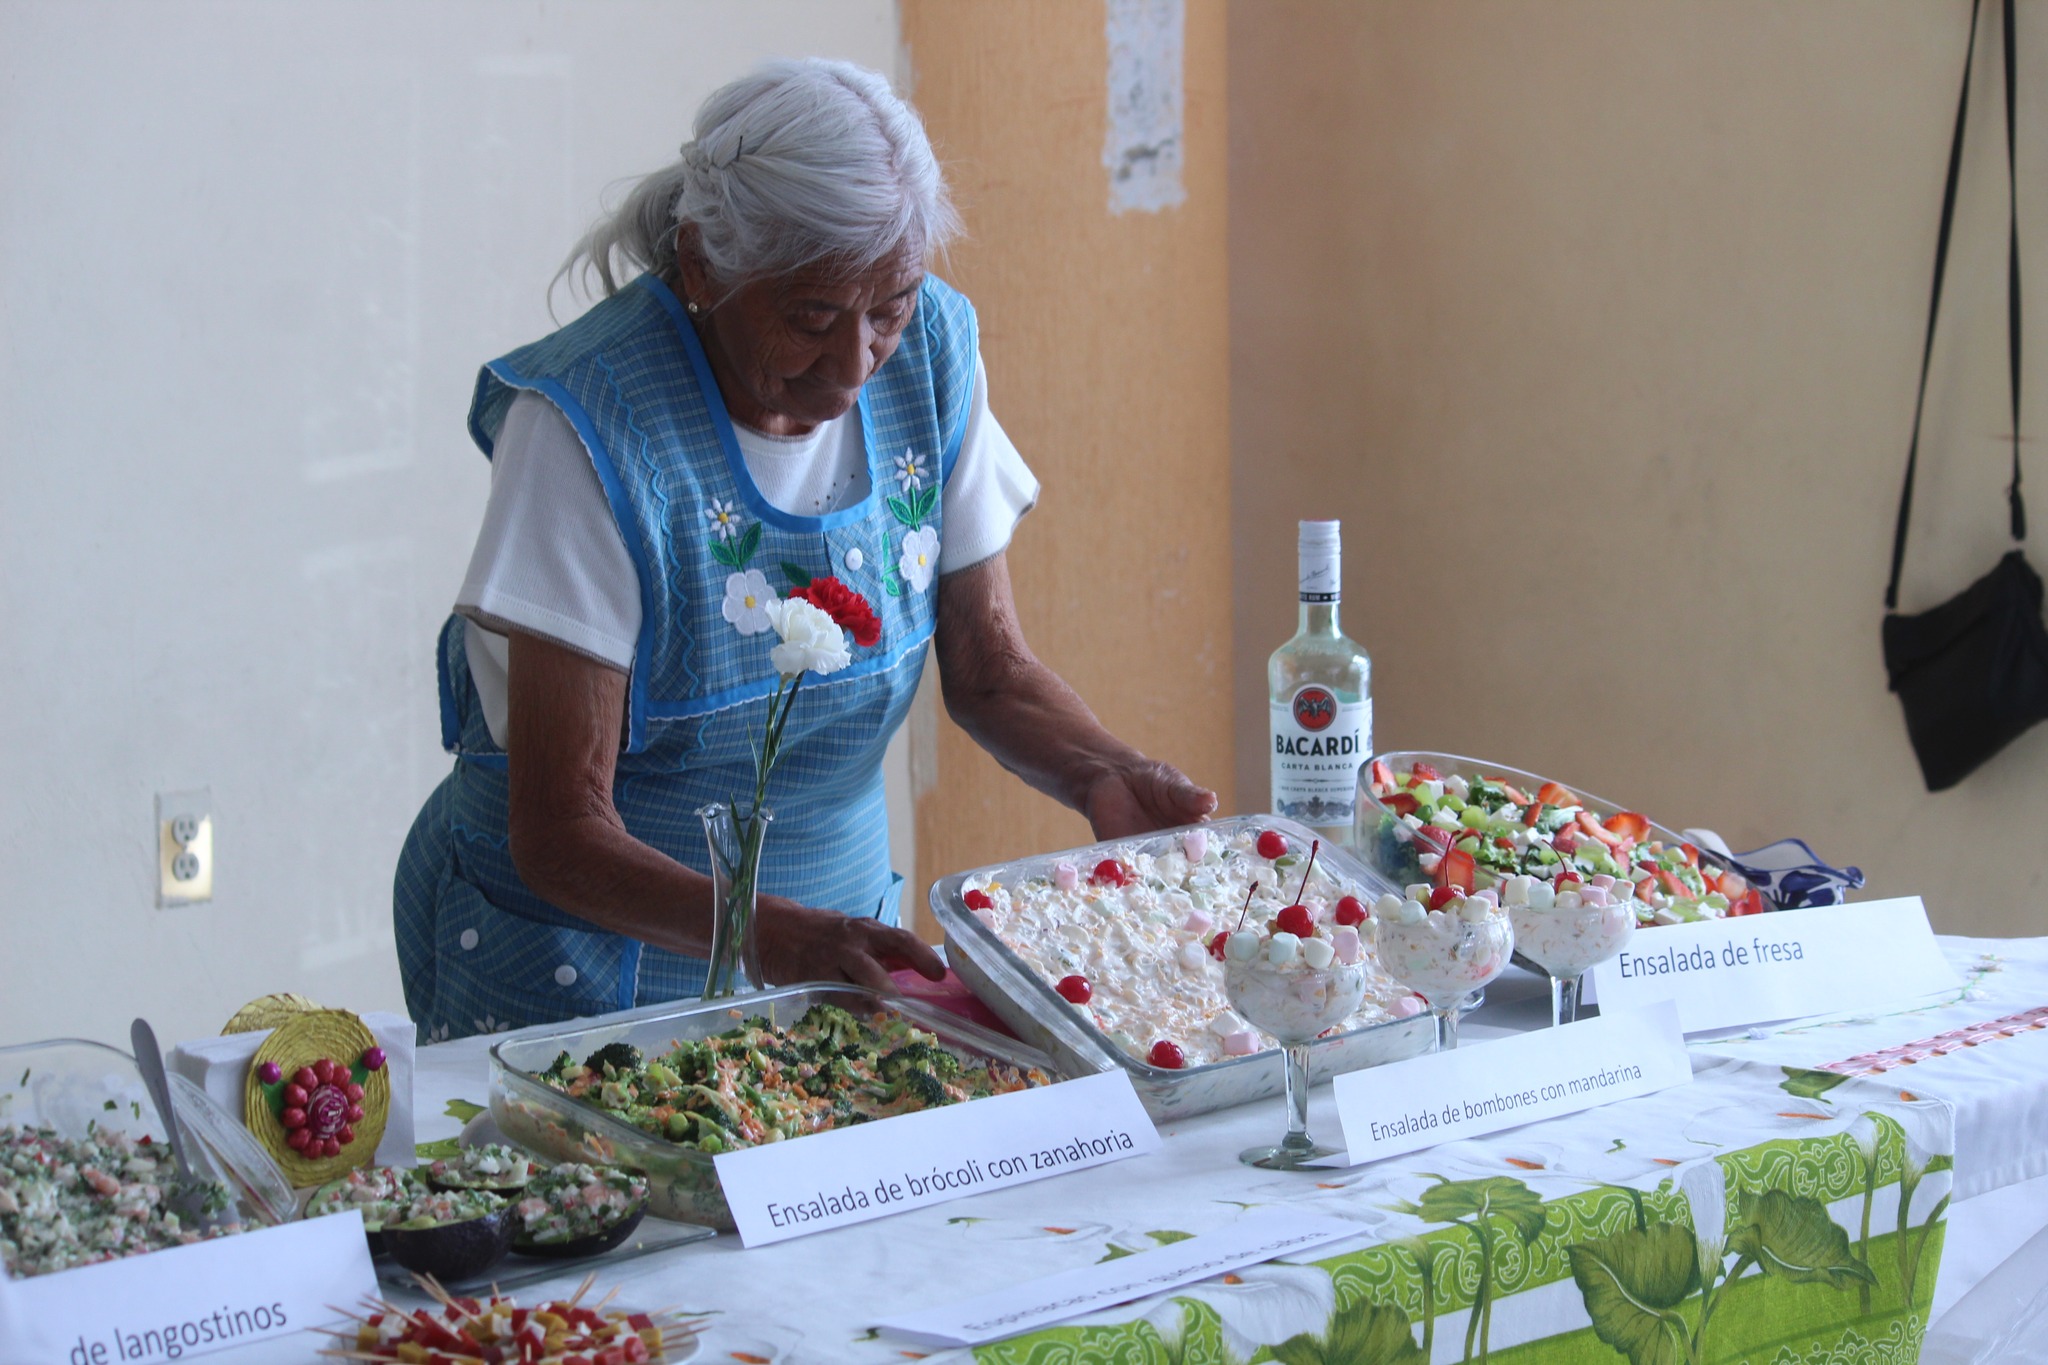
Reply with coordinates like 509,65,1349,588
755,894,947,991
1081,759,1219,840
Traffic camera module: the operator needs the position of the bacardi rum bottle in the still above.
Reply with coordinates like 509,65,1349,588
1269,519,1372,842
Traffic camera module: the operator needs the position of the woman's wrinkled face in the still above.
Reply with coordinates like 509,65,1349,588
680,237,923,435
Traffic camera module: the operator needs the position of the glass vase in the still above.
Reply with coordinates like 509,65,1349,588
698,802,772,999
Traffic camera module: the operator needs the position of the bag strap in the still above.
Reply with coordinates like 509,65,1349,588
1999,0,2026,543
1886,0,2025,609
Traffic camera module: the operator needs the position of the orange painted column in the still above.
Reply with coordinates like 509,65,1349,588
900,0,1234,929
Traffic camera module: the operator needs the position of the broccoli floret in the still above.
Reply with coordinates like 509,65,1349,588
797,1004,867,1052
583,1041,644,1075
878,1041,960,1082
544,1050,577,1080
894,1070,951,1108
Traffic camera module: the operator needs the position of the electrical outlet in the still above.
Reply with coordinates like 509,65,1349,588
157,789,213,906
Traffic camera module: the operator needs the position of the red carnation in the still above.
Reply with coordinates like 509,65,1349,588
788,575,881,648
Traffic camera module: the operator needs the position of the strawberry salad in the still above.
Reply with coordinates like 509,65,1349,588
1363,759,1766,926
960,825,1409,1068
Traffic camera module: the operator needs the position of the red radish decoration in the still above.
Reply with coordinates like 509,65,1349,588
1148,1040,1186,1069
1333,896,1367,927
360,1048,386,1072
1255,830,1288,859
1055,975,1093,1005
1275,904,1315,938
256,1061,282,1085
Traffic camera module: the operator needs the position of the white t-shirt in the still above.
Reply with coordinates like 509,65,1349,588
456,356,1038,746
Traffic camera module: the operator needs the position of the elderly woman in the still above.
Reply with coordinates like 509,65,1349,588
395,59,1215,1040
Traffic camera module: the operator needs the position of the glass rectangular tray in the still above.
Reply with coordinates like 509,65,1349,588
928,814,1438,1123
488,983,1059,1234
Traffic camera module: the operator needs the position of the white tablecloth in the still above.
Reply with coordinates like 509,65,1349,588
212,934,2048,1363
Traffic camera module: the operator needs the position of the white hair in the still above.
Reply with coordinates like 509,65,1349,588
562,58,962,298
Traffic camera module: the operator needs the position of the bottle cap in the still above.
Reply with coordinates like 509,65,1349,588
1298,519,1340,601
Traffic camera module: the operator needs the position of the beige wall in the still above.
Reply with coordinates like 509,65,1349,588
903,0,1235,919
1231,2,2045,935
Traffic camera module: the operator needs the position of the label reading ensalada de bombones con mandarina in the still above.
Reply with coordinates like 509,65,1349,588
1271,684,1370,826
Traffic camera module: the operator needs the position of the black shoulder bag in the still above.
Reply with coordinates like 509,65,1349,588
1882,0,2048,792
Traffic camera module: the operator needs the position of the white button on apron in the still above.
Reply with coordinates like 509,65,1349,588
554,964,578,987
459,929,479,951
845,546,864,571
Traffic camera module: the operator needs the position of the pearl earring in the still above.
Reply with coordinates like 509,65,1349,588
686,300,702,315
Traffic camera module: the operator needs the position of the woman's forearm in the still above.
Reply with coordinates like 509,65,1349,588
934,558,1141,810
509,809,719,958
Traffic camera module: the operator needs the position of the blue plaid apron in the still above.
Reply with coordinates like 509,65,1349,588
394,273,977,1041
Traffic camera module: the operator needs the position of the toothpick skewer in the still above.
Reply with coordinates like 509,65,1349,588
1234,879,1260,932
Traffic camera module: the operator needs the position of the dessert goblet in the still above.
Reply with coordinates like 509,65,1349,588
1503,874,1635,1026
1220,924,1370,1169
1371,889,1513,1050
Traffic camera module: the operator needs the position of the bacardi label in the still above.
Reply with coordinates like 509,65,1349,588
1270,684,1371,827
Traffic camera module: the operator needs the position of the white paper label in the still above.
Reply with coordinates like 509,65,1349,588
0,1211,375,1365
1586,897,1960,1035
873,1208,1361,1348
1270,687,1369,823
713,1071,1160,1247
1324,1004,1692,1166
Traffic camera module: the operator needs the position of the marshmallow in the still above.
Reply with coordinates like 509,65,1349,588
1182,829,1209,863
1052,861,1080,891
1178,941,1207,970
1208,1010,1249,1036
1397,899,1428,926
1591,873,1616,890
1501,875,1531,908
1390,995,1425,1019
1266,933,1301,966
1581,885,1612,908
1222,1031,1260,1057
1225,931,1261,962
1302,937,1336,969
1375,892,1403,918
1556,889,1583,910
1182,909,1215,937
1405,884,1432,903
1332,926,1362,964
1457,896,1493,924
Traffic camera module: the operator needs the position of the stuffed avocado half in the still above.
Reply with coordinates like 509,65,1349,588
510,1163,649,1258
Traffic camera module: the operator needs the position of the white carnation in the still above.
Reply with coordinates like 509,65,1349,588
764,597,851,677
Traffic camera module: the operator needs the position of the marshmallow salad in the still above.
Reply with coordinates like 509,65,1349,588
954,821,1418,1070
1359,754,1768,926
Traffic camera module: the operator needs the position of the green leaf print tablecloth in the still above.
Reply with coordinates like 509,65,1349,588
399,936,2048,1365
967,1055,1948,1365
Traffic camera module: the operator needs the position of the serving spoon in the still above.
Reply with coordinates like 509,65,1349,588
129,1018,222,1228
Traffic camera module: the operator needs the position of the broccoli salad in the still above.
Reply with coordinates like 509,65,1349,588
535,1004,1049,1154
1,1125,233,1279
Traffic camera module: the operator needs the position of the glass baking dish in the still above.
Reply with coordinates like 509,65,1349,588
488,983,1059,1234
1354,750,1723,893
0,1038,296,1278
928,815,1437,1123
